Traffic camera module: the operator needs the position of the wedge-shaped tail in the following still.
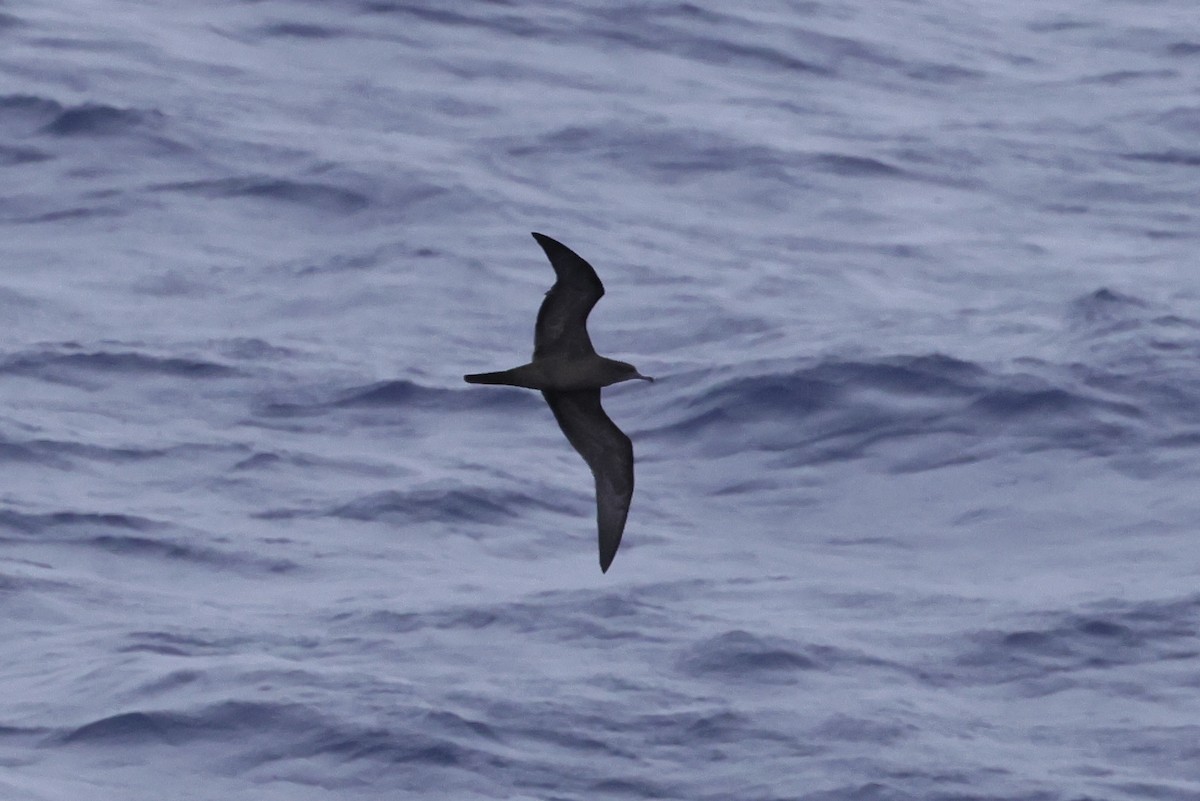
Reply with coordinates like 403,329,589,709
464,369,520,386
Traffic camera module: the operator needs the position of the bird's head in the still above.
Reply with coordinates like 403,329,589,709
608,360,654,386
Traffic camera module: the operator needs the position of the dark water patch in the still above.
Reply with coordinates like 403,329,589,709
119,630,251,657
632,706,806,758
620,3,745,27
813,354,986,395
339,589,671,642
1167,41,1200,57
295,722,509,771
814,714,913,746
502,125,801,187
795,782,912,801
88,534,296,574
0,568,68,594
59,711,176,745
588,776,686,798
0,94,63,133
274,484,573,526
359,3,515,28
649,32,827,76
0,439,49,464
232,452,283,471
812,153,905,177
0,509,155,536
966,385,1136,420
223,179,369,213
0,510,294,572
948,596,1200,688
48,440,243,467
652,354,983,448
300,252,383,278
257,22,345,38
153,176,369,214
1085,69,1177,86
335,380,459,408
16,205,126,224
329,487,525,524
0,11,23,29
697,354,983,421
904,61,986,83
584,8,831,76
651,351,1174,466
423,710,499,742
1122,150,1200,167
315,729,466,766
1109,780,1200,800
0,144,50,165
637,708,746,745
259,379,535,418
231,449,393,479
0,348,238,380
132,670,202,696
1068,287,1148,328
214,337,295,361
57,702,318,747
0,723,46,739
1161,430,1200,448
678,630,821,680
483,699,639,759
1027,17,1095,33
354,606,504,634
41,103,161,137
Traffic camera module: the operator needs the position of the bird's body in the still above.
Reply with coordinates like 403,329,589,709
463,233,652,573
465,353,640,393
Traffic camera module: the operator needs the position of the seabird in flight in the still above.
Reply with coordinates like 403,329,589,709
464,233,652,573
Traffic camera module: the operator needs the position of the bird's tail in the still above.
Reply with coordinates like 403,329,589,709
464,369,520,386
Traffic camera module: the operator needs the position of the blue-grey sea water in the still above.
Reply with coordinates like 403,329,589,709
3,1,1200,799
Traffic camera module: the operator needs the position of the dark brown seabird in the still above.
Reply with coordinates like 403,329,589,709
464,233,653,573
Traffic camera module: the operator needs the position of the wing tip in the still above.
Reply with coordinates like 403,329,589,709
599,531,622,573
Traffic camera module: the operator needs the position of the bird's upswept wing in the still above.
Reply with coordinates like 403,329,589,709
542,388,633,573
531,232,604,360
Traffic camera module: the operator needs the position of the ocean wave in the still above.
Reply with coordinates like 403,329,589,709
151,176,370,214
42,103,162,137
54,699,512,777
0,510,156,535
254,22,346,40
257,379,536,418
0,144,49,165
0,346,239,381
677,630,819,678
649,330,1196,468
335,589,672,642
949,594,1200,688
0,509,294,573
331,486,550,524
118,630,249,657
258,483,573,526
0,94,65,132
56,702,316,746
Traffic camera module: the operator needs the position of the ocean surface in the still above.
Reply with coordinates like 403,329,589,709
3,1,1200,799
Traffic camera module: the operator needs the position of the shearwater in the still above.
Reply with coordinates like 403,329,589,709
465,233,652,573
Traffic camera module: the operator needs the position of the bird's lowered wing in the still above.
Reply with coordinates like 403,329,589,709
542,389,633,573
531,232,604,360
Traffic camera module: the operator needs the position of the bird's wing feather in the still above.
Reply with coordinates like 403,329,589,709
542,389,633,572
531,232,604,360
